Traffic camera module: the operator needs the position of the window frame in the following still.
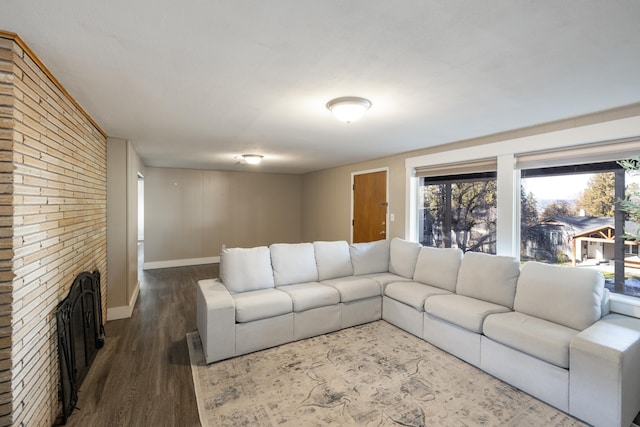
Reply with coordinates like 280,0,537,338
405,116,640,312
519,162,629,294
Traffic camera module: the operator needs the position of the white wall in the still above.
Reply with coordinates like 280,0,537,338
143,167,303,268
302,104,640,243
106,137,143,319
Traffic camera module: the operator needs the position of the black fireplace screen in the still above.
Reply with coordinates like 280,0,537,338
55,270,105,424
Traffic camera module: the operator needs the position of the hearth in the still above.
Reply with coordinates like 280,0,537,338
55,270,105,424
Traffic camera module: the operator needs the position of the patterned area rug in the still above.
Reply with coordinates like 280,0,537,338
187,321,585,427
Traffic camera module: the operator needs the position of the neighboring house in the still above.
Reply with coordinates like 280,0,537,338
523,215,640,265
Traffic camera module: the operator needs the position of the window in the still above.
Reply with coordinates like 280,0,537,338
419,172,497,253
407,124,640,302
520,161,640,297
549,231,562,246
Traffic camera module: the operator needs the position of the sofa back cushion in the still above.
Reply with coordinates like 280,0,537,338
456,252,520,309
314,241,354,280
270,243,319,286
413,247,463,292
514,261,604,331
389,238,422,279
350,239,390,275
220,246,274,293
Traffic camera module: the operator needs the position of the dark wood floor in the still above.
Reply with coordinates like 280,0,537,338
62,256,640,427
64,261,219,427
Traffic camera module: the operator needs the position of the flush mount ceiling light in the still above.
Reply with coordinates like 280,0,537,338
242,154,263,165
326,96,372,123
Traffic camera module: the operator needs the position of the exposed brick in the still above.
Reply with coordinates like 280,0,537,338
0,35,107,427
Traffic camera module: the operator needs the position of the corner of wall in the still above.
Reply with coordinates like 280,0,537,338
106,280,140,321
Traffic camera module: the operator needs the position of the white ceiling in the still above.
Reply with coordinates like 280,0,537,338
2,1,640,174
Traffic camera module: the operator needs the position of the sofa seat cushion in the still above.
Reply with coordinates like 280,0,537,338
277,282,340,312
233,289,292,323
385,281,451,311
322,276,381,303
425,294,510,333
484,311,578,368
362,273,412,288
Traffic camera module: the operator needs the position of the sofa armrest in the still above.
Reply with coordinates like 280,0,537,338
196,279,236,363
569,313,640,427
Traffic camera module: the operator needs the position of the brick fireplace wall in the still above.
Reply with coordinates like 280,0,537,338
0,33,107,426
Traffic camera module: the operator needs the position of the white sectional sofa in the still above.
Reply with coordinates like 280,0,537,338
196,238,640,427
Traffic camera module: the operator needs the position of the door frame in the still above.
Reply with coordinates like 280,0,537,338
351,167,390,243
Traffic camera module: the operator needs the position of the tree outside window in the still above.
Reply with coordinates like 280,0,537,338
420,176,497,254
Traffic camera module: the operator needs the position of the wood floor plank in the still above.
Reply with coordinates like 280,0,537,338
62,262,218,427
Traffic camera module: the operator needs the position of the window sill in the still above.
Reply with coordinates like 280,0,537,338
610,293,640,318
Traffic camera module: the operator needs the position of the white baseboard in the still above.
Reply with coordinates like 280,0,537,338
143,256,220,270
106,280,140,321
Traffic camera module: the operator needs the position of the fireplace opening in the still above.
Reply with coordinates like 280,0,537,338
55,270,105,424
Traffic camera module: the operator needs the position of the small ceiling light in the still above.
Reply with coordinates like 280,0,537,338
242,154,263,165
326,96,372,123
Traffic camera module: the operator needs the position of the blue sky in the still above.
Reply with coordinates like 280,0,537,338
522,172,640,200
522,174,592,200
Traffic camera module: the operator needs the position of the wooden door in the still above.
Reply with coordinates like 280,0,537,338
353,170,387,243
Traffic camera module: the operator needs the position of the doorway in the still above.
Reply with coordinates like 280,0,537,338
352,168,389,243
